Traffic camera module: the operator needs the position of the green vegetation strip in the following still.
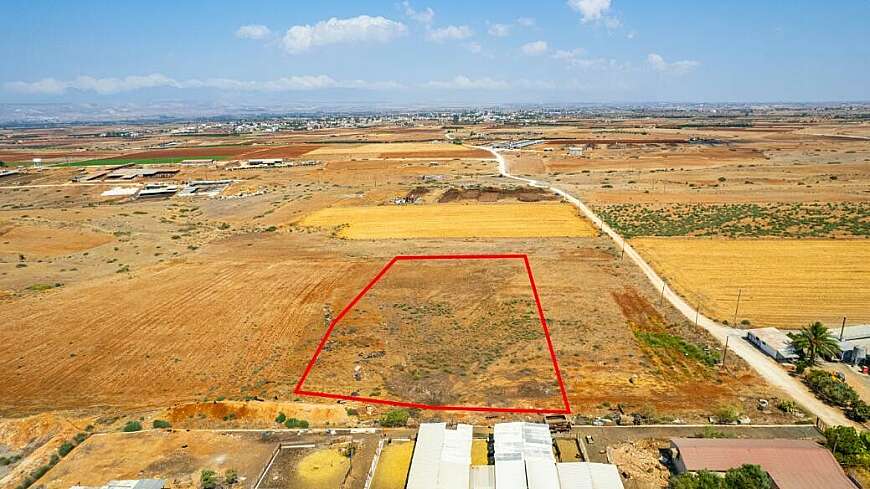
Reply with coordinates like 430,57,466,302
635,331,719,366
62,156,230,167
596,202,870,238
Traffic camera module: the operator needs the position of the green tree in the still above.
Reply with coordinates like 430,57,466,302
122,420,142,432
152,419,172,429
379,409,410,427
275,412,286,424
670,470,724,488
824,426,870,466
789,322,841,365
723,464,771,489
225,468,239,485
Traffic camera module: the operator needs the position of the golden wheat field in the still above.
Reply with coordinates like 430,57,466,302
631,238,870,328
298,202,597,239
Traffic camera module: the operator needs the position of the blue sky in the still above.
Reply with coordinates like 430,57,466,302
1,0,868,105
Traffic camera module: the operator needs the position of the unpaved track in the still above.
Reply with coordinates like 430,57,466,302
481,146,857,428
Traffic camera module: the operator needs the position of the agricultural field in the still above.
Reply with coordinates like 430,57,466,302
631,238,870,328
2,116,853,488
300,257,567,411
298,202,596,239
597,202,870,238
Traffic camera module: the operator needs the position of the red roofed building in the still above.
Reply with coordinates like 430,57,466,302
670,438,857,489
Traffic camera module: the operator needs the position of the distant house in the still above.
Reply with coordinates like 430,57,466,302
670,438,857,489
746,328,799,362
247,158,283,166
567,146,584,157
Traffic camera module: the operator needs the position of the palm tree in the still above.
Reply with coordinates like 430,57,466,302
789,322,841,365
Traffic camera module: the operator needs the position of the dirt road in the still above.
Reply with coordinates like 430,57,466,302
481,146,857,429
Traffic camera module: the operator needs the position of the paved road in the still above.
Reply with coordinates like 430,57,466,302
480,146,857,429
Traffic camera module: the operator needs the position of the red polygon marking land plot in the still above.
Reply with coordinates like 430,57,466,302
294,254,571,414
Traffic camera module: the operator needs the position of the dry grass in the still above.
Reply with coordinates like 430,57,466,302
631,238,870,328
0,223,114,258
371,441,413,489
298,202,596,239
295,448,350,487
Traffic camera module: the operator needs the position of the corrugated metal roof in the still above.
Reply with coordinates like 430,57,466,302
556,463,624,489
438,424,472,489
672,438,856,489
526,459,560,489
408,423,447,489
472,466,497,489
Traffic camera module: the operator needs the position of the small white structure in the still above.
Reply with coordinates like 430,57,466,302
746,328,799,362
567,147,584,157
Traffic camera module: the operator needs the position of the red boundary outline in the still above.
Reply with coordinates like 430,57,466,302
294,254,572,415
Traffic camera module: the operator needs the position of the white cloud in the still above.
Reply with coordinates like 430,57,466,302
516,17,536,27
401,1,434,24
567,0,612,23
466,42,483,54
235,24,272,40
426,25,473,42
424,76,510,90
647,53,700,75
281,15,407,54
4,74,404,94
552,48,586,60
521,40,548,56
488,23,511,37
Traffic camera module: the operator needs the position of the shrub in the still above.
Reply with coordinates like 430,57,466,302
824,426,870,467
122,420,142,432
225,468,239,485
723,464,771,489
74,432,88,444
58,441,74,457
275,412,287,424
714,405,741,424
849,401,870,422
152,419,171,429
200,469,218,489
805,369,859,407
284,418,309,429
379,409,410,427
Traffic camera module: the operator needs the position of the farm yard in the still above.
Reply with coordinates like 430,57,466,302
631,238,870,328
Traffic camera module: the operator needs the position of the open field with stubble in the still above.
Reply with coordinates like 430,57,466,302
631,237,870,328
298,202,596,239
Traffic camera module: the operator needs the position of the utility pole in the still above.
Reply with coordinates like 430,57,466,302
722,335,730,369
695,302,701,326
839,316,847,341
732,288,742,326
659,283,666,306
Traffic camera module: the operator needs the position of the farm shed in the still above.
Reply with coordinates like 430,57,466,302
407,423,473,489
494,422,559,489
746,328,799,362
670,438,857,489
556,463,625,489
407,423,446,489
